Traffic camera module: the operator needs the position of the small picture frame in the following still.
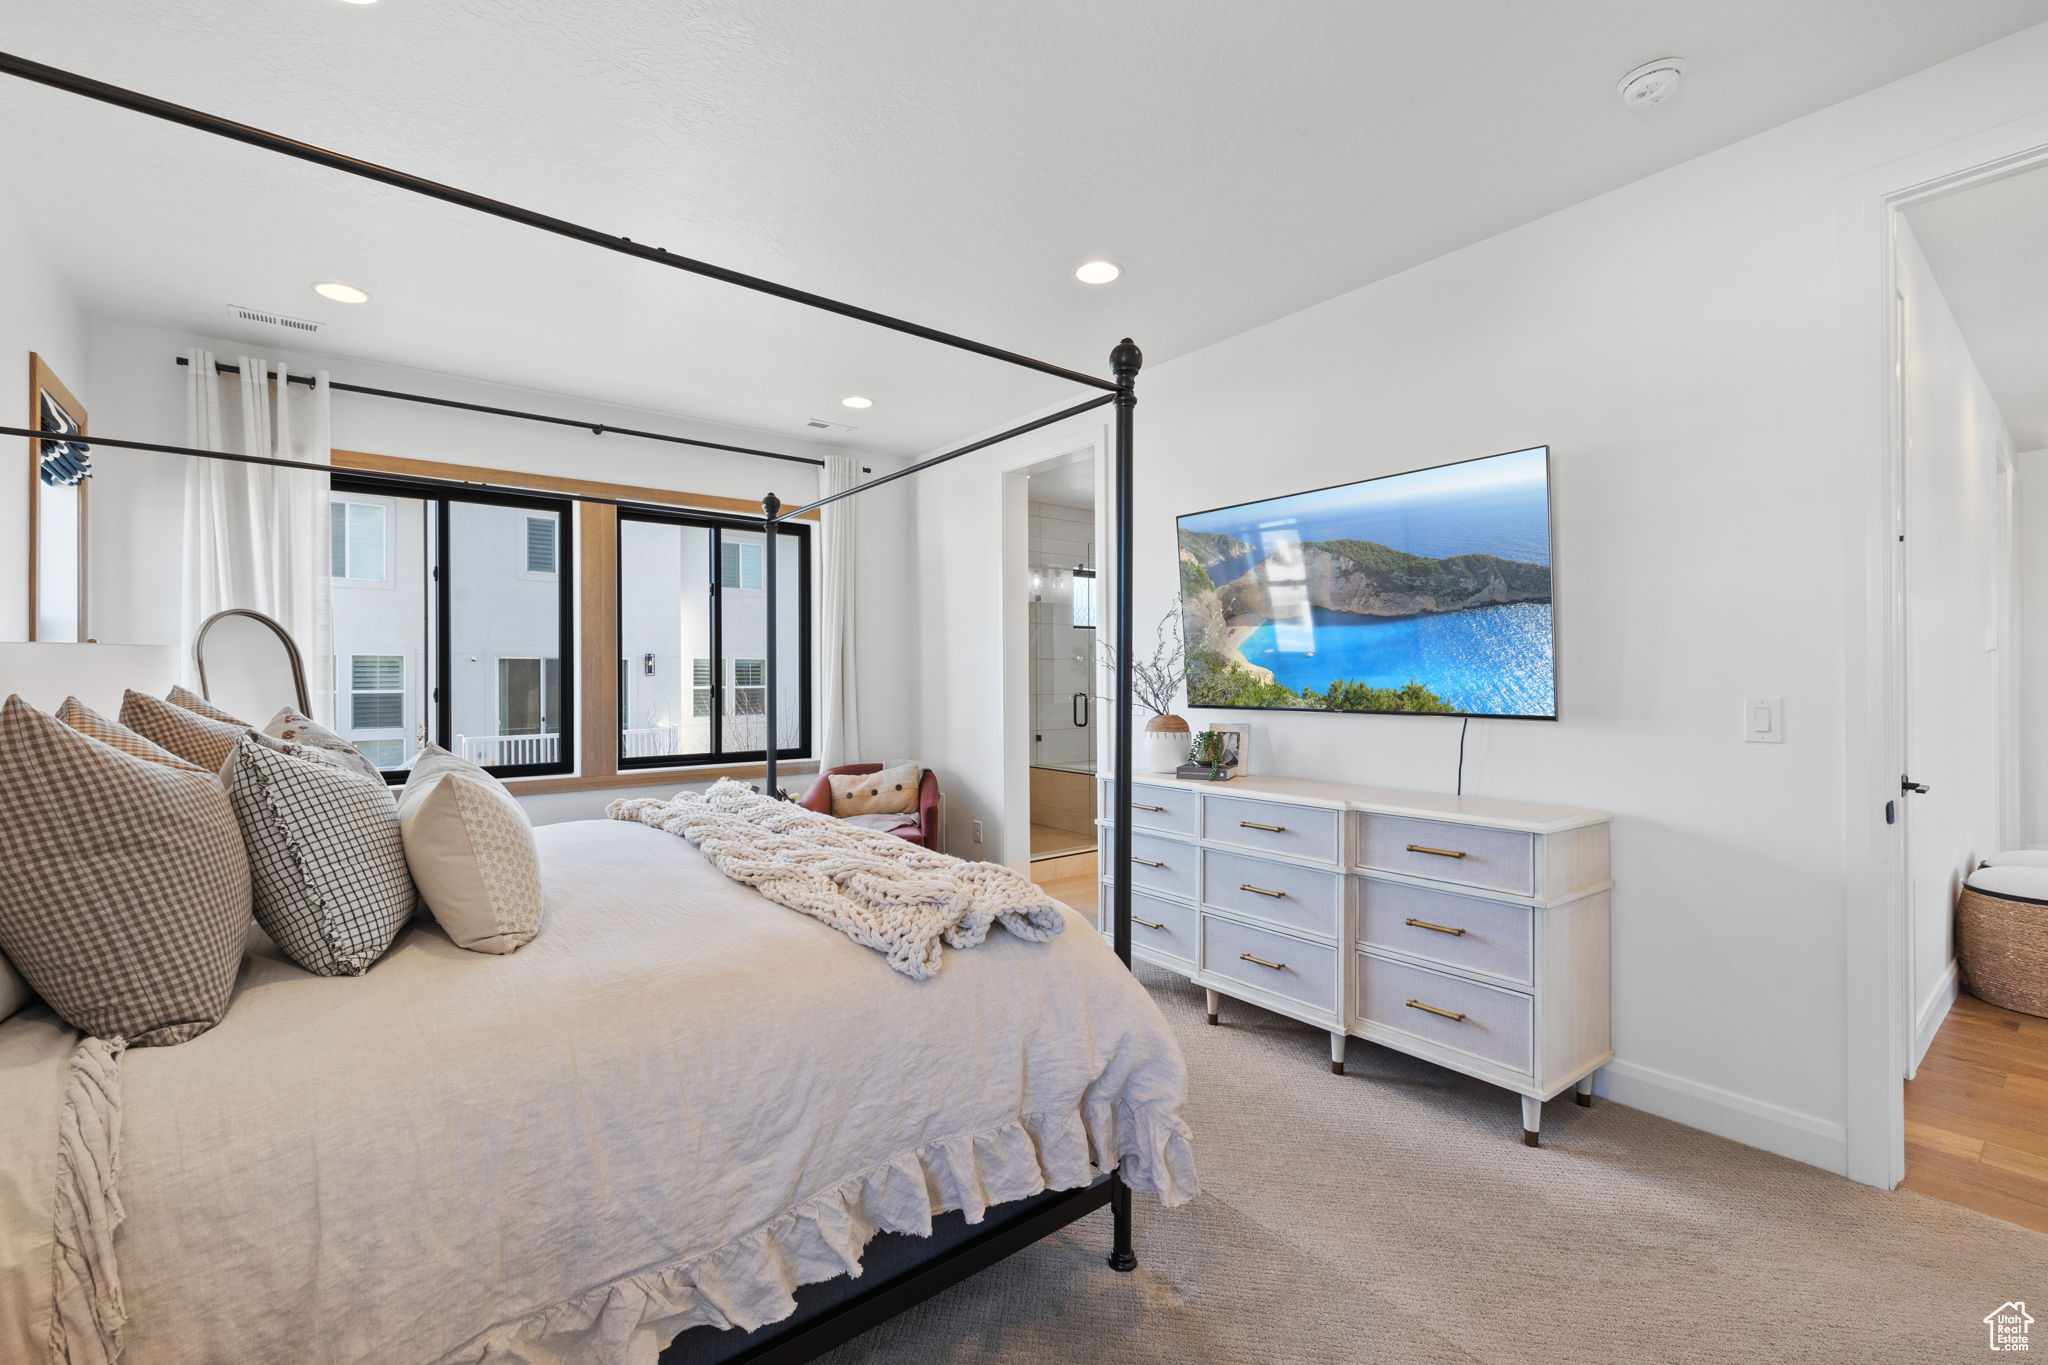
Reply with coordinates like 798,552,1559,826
1207,723,1248,778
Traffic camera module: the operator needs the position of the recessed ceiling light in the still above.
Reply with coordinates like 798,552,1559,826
1075,260,1121,285
841,395,873,409
313,281,370,304
335,0,379,5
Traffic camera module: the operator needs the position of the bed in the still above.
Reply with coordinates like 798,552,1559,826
0,818,1195,1365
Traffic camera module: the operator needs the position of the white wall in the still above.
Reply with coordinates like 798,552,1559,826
914,25,2048,1173
77,317,919,816
1895,219,2012,1068
2019,449,2048,848
0,205,90,642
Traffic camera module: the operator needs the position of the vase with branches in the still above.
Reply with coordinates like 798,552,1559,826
1099,607,1191,772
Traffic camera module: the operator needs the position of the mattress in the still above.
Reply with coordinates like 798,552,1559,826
0,817,1195,1365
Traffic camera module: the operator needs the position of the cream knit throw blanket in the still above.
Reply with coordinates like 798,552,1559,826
608,780,1066,979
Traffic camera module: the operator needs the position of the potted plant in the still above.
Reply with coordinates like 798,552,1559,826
1186,730,1228,781
1100,608,1190,773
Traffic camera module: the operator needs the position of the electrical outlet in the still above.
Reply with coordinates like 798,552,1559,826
972,819,985,843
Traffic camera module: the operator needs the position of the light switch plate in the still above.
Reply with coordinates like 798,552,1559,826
1744,696,1784,744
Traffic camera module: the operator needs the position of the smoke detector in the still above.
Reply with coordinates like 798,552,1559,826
803,417,858,434
1616,58,1688,109
225,303,322,335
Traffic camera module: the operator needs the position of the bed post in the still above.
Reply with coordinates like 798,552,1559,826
763,493,781,798
1107,335,1142,1274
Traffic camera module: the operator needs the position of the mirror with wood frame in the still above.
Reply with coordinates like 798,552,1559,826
27,352,90,642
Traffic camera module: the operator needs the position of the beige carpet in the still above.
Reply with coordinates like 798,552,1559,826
821,963,2048,1363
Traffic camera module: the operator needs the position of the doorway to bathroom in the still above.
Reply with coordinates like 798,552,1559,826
1024,459,1098,912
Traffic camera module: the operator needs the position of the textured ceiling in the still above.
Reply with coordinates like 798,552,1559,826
1908,164,2048,451
5,1,2047,454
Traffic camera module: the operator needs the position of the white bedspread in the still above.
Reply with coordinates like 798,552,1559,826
0,818,1195,1365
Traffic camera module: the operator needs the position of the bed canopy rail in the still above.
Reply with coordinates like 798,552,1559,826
171,355,858,472
0,44,1149,1310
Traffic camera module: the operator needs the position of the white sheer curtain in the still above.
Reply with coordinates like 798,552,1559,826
816,454,862,767
181,349,335,722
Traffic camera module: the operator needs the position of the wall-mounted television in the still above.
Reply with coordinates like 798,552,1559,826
1178,446,1555,720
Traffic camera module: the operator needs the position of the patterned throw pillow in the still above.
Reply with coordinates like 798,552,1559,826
57,696,207,771
264,706,388,786
396,745,543,954
167,683,247,725
829,763,924,817
121,689,246,771
223,735,416,977
0,696,251,1045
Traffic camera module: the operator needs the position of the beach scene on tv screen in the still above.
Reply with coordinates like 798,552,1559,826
1178,447,1555,718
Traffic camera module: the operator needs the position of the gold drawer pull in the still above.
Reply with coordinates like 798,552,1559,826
1405,844,1468,859
1405,998,1466,1022
1132,802,1166,812
1238,883,1286,899
1239,820,1286,832
1130,856,1166,868
1404,917,1466,937
1238,952,1287,971
1131,915,1166,931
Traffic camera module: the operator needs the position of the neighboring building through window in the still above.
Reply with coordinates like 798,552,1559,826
692,658,713,717
720,540,762,590
524,514,558,575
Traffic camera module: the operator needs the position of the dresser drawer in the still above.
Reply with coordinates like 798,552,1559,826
1204,794,1341,863
1203,916,1336,1017
1201,847,1340,939
1103,782,1200,838
1357,814,1534,896
1355,952,1532,1074
1100,885,1197,966
1123,830,1196,900
1357,878,1533,986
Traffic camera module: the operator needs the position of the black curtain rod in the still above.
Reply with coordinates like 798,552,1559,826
0,424,807,522
774,393,1115,522
171,355,866,473
0,50,1118,396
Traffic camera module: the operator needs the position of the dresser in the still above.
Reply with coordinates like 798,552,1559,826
1098,773,1611,1146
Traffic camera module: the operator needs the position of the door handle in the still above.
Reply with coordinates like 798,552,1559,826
1901,775,1930,795
1072,692,1089,728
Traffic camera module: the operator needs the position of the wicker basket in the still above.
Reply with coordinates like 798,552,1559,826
1957,878,2048,1019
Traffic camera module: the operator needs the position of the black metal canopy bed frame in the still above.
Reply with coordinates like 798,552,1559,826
0,50,1147,1365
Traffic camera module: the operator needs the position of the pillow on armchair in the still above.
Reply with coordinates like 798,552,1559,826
829,762,923,817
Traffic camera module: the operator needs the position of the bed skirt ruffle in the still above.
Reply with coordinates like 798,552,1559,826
450,1100,1197,1365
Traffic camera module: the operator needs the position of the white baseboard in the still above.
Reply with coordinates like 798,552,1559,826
1909,959,1960,1078
1595,1058,1848,1174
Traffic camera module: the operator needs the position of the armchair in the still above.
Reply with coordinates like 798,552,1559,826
799,763,941,849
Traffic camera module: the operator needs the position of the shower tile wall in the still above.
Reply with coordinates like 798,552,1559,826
1029,500,1096,773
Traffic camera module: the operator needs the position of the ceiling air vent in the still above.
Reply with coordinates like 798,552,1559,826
803,417,858,434
225,304,322,335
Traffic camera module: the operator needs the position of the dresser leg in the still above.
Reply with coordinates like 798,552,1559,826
1575,1074,1595,1107
1205,989,1221,1026
1521,1094,1542,1147
1329,1032,1347,1075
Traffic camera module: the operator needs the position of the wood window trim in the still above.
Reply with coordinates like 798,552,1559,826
27,353,89,642
330,448,819,797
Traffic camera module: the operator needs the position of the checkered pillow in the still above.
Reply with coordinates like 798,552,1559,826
57,696,207,771
0,695,251,1045
121,688,245,771
167,684,247,725
225,735,416,977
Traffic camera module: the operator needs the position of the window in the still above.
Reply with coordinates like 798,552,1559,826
618,511,810,766
327,475,574,779
720,540,762,590
330,499,389,581
350,655,405,728
524,515,558,575
1071,567,1097,629
691,658,713,717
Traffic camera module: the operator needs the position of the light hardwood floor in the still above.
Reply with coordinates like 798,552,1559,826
1902,990,2048,1234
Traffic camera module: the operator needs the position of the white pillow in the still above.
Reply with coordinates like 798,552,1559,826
397,745,543,955
224,735,416,976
